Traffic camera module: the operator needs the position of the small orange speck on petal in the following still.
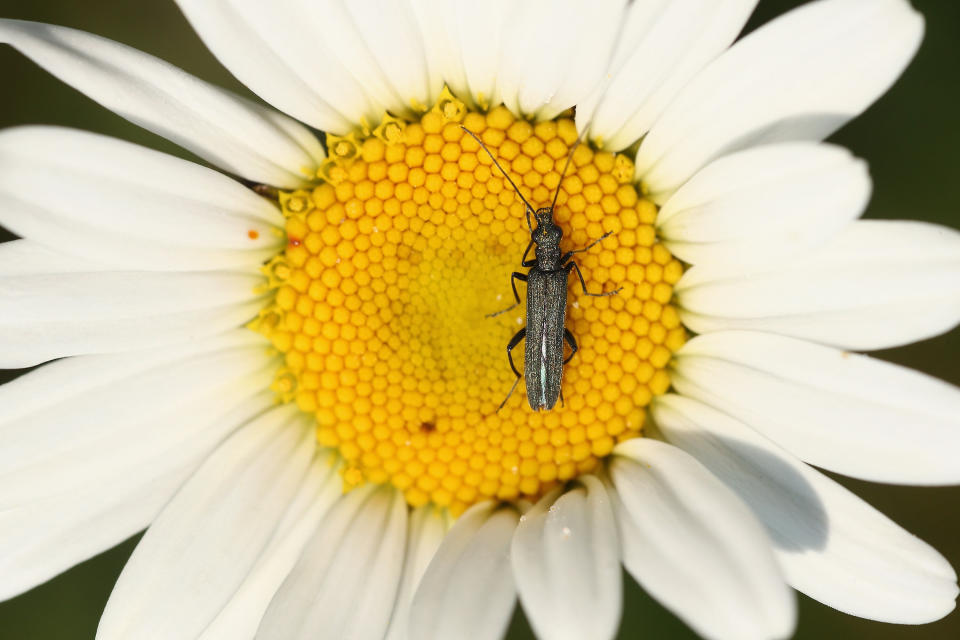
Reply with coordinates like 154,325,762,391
248,229,260,240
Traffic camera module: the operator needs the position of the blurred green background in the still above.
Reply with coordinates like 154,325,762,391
0,0,957,638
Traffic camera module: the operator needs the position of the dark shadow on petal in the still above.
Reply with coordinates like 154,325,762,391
665,432,829,552
731,112,851,150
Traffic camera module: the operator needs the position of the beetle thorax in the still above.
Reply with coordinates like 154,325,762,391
533,223,563,269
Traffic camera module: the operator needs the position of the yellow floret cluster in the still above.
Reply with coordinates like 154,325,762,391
252,93,686,515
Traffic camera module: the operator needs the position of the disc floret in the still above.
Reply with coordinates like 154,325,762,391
253,90,686,515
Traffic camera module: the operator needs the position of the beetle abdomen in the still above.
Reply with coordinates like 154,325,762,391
524,269,568,410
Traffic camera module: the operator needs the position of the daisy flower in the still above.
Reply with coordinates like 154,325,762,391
1,0,959,639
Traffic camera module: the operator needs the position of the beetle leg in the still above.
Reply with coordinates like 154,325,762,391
558,328,577,407
563,328,579,365
487,272,528,318
560,230,614,265
496,328,526,412
497,376,522,413
520,240,537,267
510,272,527,305
567,261,622,297
505,327,526,378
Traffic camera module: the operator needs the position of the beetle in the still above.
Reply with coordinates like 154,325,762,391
461,126,621,412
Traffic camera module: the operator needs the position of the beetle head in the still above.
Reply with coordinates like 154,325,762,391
532,210,562,248
532,207,556,230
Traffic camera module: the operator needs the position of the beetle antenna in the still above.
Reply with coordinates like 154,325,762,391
461,126,537,217
551,133,582,212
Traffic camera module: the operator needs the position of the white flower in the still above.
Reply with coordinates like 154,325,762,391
1,1,958,639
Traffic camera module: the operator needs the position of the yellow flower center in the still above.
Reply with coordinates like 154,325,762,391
252,91,685,516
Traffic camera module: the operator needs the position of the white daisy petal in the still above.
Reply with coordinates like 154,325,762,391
0,268,264,367
658,143,870,270
452,0,513,109
579,0,757,150
0,328,262,419
0,331,274,492
677,220,960,350
0,393,273,604
0,19,324,188
174,0,380,132
0,240,116,275
610,439,795,640
257,485,408,640
386,505,451,640
0,126,284,272
653,394,959,624
96,404,314,640
200,456,344,639
409,502,519,640
0,465,189,603
408,0,469,105
0,334,274,600
279,0,422,119
672,331,960,485
512,476,621,640
634,0,924,200
498,0,624,121
338,0,434,113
